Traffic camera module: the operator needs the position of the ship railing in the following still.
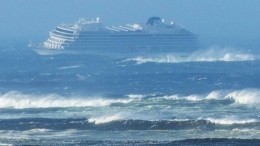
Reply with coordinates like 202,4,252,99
111,26,129,32
118,26,136,31
50,35,76,42
50,32,76,40
126,24,143,31
75,17,101,25
43,42,64,50
46,38,68,45
53,29,76,36
57,26,76,33
105,27,120,32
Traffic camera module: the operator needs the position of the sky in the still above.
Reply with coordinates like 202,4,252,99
1,0,260,45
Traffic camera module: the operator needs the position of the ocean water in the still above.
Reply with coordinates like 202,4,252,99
0,40,260,145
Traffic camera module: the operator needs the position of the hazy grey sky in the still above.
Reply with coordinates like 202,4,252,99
1,0,260,43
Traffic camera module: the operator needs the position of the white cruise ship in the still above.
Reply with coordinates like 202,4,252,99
33,17,199,57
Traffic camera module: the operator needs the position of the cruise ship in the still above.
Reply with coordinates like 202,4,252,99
33,17,198,57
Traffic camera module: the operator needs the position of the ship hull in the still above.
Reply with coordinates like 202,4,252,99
33,48,64,55
33,46,195,58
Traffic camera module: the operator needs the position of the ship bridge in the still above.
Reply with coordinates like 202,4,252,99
146,17,164,26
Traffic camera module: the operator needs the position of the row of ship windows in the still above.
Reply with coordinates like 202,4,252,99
55,28,194,36
46,41,63,45
49,37,197,43
66,44,197,48
47,41,197,48
73,40,198,44
76,38,196,41
50,34,196,40
53,31,76,37
65,47,197,53
47,38,197,44
45,44,62,49
76,36,196,40
69,48,195,52
77,34,196,38
70,41,197,44
75,38,197,42
56,28,75,34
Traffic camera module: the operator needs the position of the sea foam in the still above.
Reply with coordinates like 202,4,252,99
188,47,255,62
125,46,256,64
160,94,203,101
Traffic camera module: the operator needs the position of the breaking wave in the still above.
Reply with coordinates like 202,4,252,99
225,89,260,105
87,115,258,126
124,47,257,64
204,89,260,105
0,88,259,109
0,118,259,131
157,88,260,106
88,114,124,124
206,117,257,125
0,91,134,109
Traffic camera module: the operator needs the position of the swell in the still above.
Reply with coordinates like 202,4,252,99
0,88,260,109
0,118,258,131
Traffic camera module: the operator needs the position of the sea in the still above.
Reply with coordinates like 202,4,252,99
0,39,260,145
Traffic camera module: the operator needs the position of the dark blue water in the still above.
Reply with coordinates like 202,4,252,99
0,40,260,145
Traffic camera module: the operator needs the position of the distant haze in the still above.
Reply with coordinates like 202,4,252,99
1,0,260,46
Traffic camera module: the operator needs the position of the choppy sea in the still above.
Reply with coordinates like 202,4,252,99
0,40,260,145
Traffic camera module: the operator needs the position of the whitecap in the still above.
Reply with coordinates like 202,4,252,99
88,114,123,124
188,47,255,62
225,89,260,105
206,117,257,125
123,46,257,64
0,91,134,109
124,54,182,64
58,65,81,70
76,74,87,81
159,94,203,101
24,128,52,133
153,88,260,106
205,90,228,100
